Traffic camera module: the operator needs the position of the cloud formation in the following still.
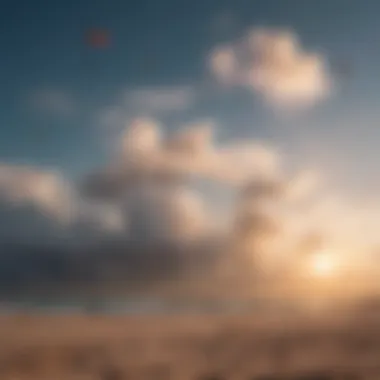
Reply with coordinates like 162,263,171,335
0,164,73,222
84,118,280,200
0,164,130,247
1,116,379,297
79,118,341,287
125,184,210,244
209,28,331,109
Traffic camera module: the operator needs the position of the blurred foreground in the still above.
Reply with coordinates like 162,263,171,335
1,300,380,380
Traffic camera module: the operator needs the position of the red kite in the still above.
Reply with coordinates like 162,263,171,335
85,28,111,48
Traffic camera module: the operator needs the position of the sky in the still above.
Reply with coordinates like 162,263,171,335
1,0,379,182
1,0,380,297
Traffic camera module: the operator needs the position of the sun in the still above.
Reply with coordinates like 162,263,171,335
309,250,336,277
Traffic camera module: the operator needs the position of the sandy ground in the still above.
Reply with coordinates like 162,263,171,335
1,307,380,380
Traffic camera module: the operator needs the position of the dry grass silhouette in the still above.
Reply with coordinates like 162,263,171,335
0,308,380,380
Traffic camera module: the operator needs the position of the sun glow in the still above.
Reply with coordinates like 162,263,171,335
309,250,336,277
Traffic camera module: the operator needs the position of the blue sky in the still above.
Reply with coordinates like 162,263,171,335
1,0,380,194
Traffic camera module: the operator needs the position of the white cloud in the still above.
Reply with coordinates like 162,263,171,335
86,118,281,198
0,164,73,222
209,28,331,109
209,46,239,85
83,118,286,258
165,122,214,155
119,117,162,162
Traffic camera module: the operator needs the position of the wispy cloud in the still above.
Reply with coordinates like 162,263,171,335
28,88,75,116
125,86,195,114
97,86,196,138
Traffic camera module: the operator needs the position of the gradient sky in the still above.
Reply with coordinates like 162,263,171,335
1,0,380,296
1,0,380,194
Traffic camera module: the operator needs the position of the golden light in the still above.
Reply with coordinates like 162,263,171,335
308,249,336,277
